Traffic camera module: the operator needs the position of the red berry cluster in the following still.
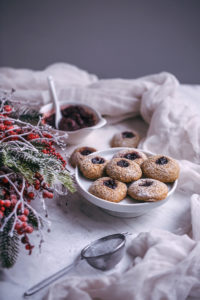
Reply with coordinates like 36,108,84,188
0,174,35,253
0,104,66,167
0,101,67,254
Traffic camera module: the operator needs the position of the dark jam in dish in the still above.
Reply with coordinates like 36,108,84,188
139,180,153,187
91,157,105,164
81,148,94,156
117,160,130,168
122,131,135,138
123,152,140,160
44,105,97,131
156,156,168,165
103,179,117,189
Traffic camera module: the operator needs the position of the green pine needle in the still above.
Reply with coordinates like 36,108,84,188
0,143,76,192
0,218,19,268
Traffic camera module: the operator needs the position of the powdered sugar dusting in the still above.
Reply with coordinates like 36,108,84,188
128,178,168,201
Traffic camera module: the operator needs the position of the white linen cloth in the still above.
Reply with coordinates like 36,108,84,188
1,63,200,300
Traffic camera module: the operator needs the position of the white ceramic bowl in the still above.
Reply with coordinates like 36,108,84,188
75,148,178,218
40,101,107,144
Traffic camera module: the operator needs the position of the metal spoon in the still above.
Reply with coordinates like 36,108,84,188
47,75,62,129
24,233,126,297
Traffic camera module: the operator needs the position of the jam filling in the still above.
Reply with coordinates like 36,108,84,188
45,105,96,131
117,160,130,168
122,131,135,138
81,149,93,156
156,156,168,165
139,180,153,187
91,157,105,164
103,179,117,189
124,152,140,160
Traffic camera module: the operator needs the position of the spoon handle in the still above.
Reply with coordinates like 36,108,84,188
24,260,79,296
47,75,62,129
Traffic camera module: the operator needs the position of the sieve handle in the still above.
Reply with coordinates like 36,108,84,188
24,260,79,296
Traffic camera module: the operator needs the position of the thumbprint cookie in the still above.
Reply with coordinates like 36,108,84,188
79,155,107,179
128,178,168,202
69,146,97,167
141,155,180,183
89,177,127,202
106,158,142,183
113,149,147,166
111,130,140,148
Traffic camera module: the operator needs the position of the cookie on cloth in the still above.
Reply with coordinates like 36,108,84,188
89,177,127,203
79,155,107,180
106,158,142,183
128,178,168,202
141,155,180,183
69,146,97,168
113,149,147,166
111,130,140,148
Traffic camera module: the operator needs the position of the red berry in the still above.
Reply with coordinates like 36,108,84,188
26,226,33,234
34,184,40,190
3,120,13,125
35,172,43,181
4,105,12,112
17,229,24,235
18,215,27,222
2,177,8,183
43,191,53,198
15,128,21,133
1,207,5,212
23,208,29,216
27,133,39,140
0,211,4,218
7,125,14,130
0,200,4,206
15,222,21,230
42,149,48,154
4,200,11,208
21,235,29,244
27,192,34,199
25,244,31,250
0,124,5,131
43,132,52,139
21,222,27,228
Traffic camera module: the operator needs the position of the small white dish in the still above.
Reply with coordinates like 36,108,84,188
75,148,178,218
40,101,107,144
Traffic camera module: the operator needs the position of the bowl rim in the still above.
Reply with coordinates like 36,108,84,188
75,147,178,212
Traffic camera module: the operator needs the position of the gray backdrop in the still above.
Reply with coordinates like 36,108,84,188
0,0,200,83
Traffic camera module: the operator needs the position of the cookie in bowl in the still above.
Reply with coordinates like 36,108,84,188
141,155,180,183
128,178,168,202
113,149,147,166
111,130,140,148
69,146,97,168
89,177,127,203
79,155,107,180
106,158,142,183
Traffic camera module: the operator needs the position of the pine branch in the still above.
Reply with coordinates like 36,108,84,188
0,143,75,192
28,210,43,229
0,218,19,268
11,108,42,125
57,171,76,193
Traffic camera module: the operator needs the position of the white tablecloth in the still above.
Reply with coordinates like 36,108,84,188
0,64,200,300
